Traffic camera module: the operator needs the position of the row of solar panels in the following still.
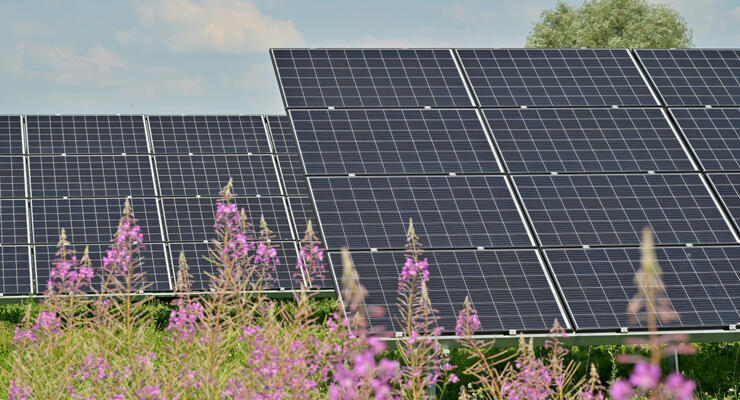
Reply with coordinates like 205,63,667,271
0,115,327,296
271,48,740,334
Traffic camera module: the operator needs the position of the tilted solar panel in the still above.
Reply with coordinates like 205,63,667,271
26,115,148,154
266,115,298,153
514,174,737,247
0,116,23,155
708,173,740,228
330,249,566,333
155,155,282,197
545,246,740,330
0,246,32,295
636,49,740,106
288,196,316,240
290,109,501,175
149,115,271,154
277,154,309,196
29,155,156,198
670,108,740,171
271,49,473,108
457,49,657,107
0,157,27,198
308,175,532,250
0,200,29,245
484,108,694,173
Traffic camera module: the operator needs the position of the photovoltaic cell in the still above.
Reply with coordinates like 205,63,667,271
330,249,565,332
34,244,171,294
266,115,298,153
0,247,32,295
0,157,27,198
290,109,500,175
26,115,148,154
161,197,293,242
31,198,162,244
670,108,740,171
457,49,657,107
636,49,740,106
169,242,300,291
546,246,740,330
514,174,736,247
308,175,532,250
0,200,28,245
277,154,309,196
0,116,22,155
708,173,740,228
29,156,156,198
484,108,694,173
288,196,317,240
271,49,473,108
155,155,282,197
149,115,271,154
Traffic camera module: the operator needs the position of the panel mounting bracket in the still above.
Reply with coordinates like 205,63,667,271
328,106,335,110
611,105,619,109
705,105,712,108
686,243,694,247
370,248,378,252
477,246,485,250
508,330,517,335
729,324,737,331
620,327,629,334
424,106,432,109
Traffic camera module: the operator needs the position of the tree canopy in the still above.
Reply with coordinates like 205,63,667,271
525,0,693,48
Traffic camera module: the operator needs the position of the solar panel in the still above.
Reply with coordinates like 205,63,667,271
514,174,737,247
0,157,27,198
34,243,172,294
26,115,148,154
707,173,740,228
266,115,298,153
288,196,317,240
484,108,694,173
169,242,300,291
290,109,501,175
0,200,28,245
29,155,156,198
277,154,309,196
0,116,23,155
271,49,473,108
330,249,566,333
308,175,532,250
155,155,282,197
636,49,740,106
161,197,293,242
0,246,32,295
670,108,740,171
149,115,271,154
545,246,740,330
31,198,162,244
457,49,657,107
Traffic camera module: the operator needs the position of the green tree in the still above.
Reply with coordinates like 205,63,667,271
525,0,693,48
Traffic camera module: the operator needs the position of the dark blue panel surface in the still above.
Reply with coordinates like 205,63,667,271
266,115,298,153
155,155,281,197
458,49,656,107
0,157,26,198
31,198,161,244
0,200,28,245
161,197,293,242
671,108,740,171
515,174,735,247
484,108,693,173
290,109,500,175
272,49,472,108
288,196,317,240
708,173,740,228
0,116,23,155
0,246,32,295
546,246,740,330
636,49,740,106
309,175,532,250
29,156,155,198
277,154,309,196
149,115,271,154
26,115,148,154
329,249,564,332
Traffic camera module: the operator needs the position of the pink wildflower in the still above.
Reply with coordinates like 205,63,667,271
664,372,695,400
629,361,661,390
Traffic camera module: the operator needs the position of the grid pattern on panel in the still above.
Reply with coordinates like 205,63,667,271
636,49,740,106
161,197,293,242
277,154,309,196
670,108,740,171
26,115,148,154
31,198,161,244
546,247,740,330
330,250,564,332
267,115,298,153
0,247,32,295
514,174,736,247
272,49,472,108
290,109,500,175
0,200,28,245
35,244,171,293
308,175,531,250
155,155,281,197
288,197,316,240
29,156,156,198
0,157,27,198
169,242,300,291
0,116,23,155
484,108,693,173
708,173,740,228
457,49,657,107
149,115,271,154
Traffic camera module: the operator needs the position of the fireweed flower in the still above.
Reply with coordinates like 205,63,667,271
609,380,635,400
12,311,62,346
397,256,430,290
46,230,94,295
296,220,327,288
102,199,145,275
629,361,661,390
664,372,696,400
455,296,481,336
168,299,205,341
8,381,31,400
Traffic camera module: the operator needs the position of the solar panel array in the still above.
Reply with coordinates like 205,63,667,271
272,48,740,334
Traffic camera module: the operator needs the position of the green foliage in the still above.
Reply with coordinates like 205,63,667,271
525,0,693,48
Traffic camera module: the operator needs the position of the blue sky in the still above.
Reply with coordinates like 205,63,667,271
1,0,738,115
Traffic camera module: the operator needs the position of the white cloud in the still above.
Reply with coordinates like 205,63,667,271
128,0,303,53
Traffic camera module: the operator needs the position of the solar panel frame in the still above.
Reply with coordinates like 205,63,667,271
707,173,740,230
0,246,33,295
148,115,272,154
0,115,24,155
26,115,149,155
0,156,28,198
670,108,740,171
